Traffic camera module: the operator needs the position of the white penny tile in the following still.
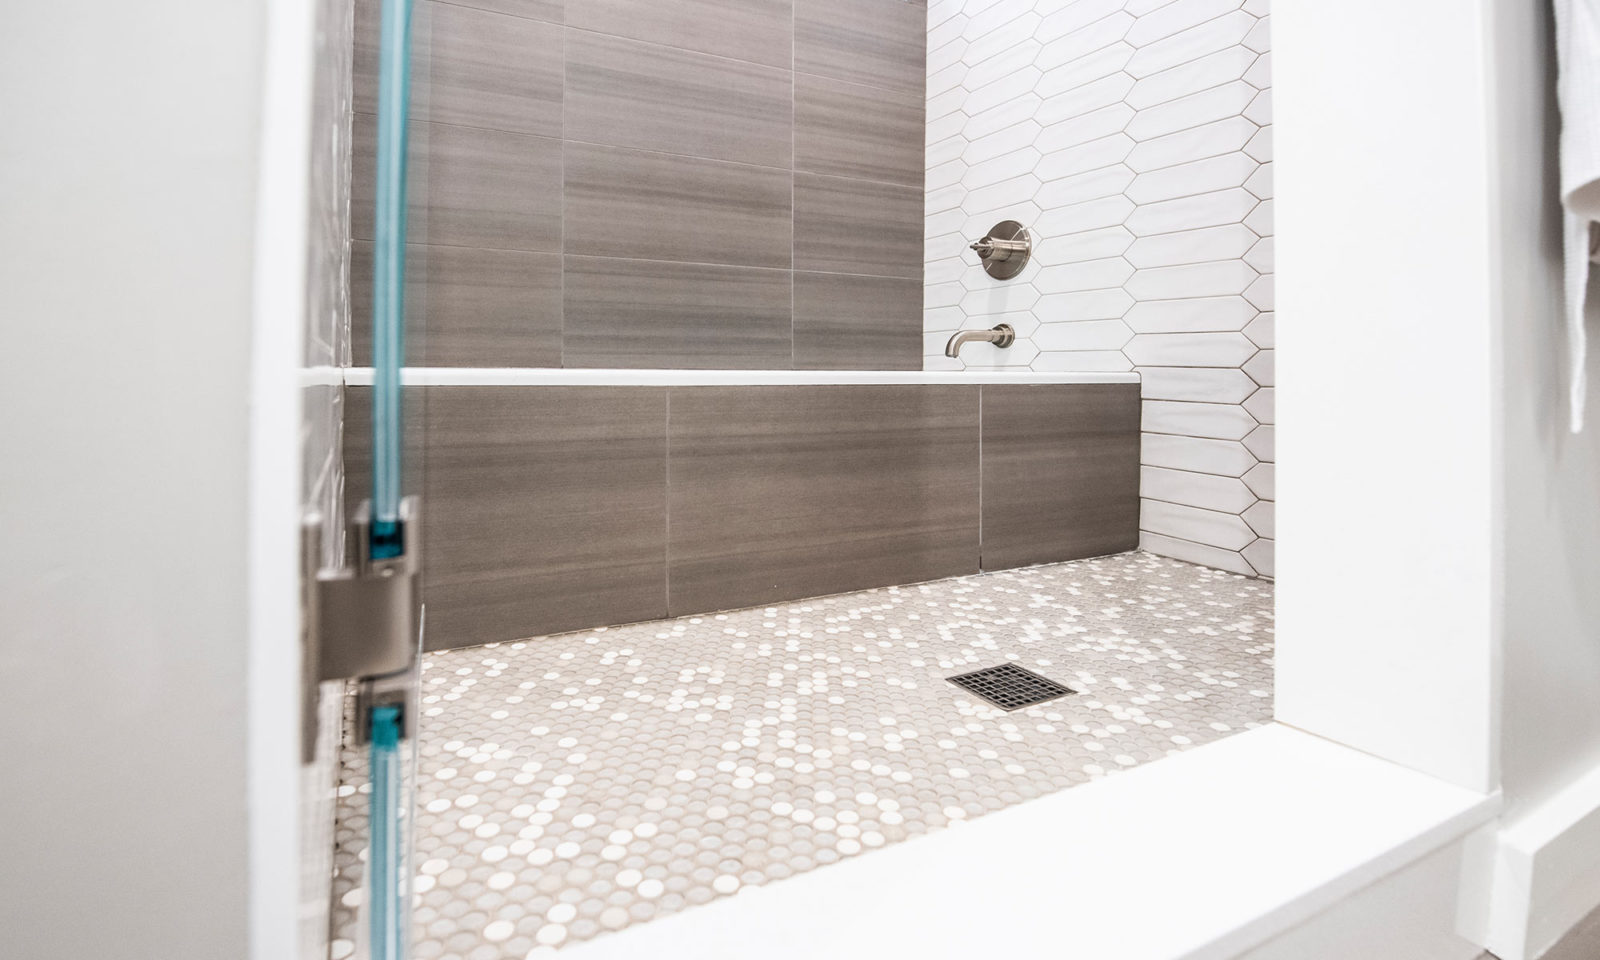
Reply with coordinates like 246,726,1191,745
331,553,1274,955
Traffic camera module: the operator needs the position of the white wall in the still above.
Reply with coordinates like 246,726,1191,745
923,0,1276,577
1273,0,1497,795
0,2,302,958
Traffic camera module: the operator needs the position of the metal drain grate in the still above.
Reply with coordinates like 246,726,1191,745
946,663,1076,711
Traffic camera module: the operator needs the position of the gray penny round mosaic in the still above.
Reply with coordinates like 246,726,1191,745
329,550,1274,958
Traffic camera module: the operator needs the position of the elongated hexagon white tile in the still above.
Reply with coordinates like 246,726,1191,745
1035,73,1136,126
1038,0,1129,43
1125,10,1256,78
1242,424,1275,462
1125,223,1259,269
1037,164,1137,210
1142,399,1259,440
1037,133,1137,182
1242,311,1274,347
1126,152,1258,204
1242,386,1274,424
1142,465,1259,514
1142,499,1260,551
330,553,1274,957
1243,348,1274,386
1031,317,1136,351
1124,295,1256,333
1035,104,1135,154
1127,0,1248,47
1034,288,1135,322
1125,331,1257,367
1125,116,1256,173
1242,536,1275,577
1142,433,1257,477
1139,366,1260,404
1126,47,1257,110
1244,461,1275,499
1124,82,1257,142
1034,258,1136,294
1034,13,1135,73
1243,499,1275,539
1124,188,1258,236
1125,260,1257,300
1030,349,1136,372
1031,225,1136,265
1037,43,1135,98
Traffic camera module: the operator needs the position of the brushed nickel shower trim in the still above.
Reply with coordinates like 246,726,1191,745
969,220,1032,279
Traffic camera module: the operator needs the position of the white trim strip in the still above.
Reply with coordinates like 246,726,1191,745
327,366,1140,386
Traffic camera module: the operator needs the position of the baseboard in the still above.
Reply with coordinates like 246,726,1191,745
1468,763,1600,960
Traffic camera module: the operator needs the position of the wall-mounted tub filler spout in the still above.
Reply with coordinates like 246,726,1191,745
969,220,1032,279
945,323,1017,359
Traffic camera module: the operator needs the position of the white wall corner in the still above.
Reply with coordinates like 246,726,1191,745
1464,765,1600,960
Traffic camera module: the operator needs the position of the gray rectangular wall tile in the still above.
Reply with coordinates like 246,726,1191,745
980,384,1142,570
353,117,562,251
564,257,791,368
668,386,979,614
795,0,927,94
795,73,925,186
430,0,563,24
421,386,668,648
566,0,793,68
565,142,792,269
793,272,921,369
352,242,562,367
357,0,562,136
565,31,792,169
794,173,924,278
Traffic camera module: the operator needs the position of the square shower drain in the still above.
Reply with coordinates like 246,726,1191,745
946,663,1076,711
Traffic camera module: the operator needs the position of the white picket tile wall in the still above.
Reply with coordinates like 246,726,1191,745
925,0,1275,577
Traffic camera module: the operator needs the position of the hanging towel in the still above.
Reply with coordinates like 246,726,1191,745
1554,0,1600,432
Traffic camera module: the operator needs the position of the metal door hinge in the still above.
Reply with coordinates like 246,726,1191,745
302,496,422,761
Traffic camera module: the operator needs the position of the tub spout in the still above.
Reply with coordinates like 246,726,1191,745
944,323,1016,359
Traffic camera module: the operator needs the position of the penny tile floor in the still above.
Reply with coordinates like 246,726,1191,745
329,550,1274,959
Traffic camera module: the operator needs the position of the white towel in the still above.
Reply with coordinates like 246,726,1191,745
1554,0,1600,432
